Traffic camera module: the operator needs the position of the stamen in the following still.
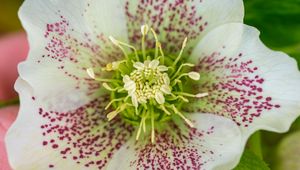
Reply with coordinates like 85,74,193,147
107,110,119,121
102,83,119,91
160,105,172,115
107,104,129,121
178,96,189,102
150,28,159,59
103,63,113,71
172,37,188,67
188,72,200,80
94,78,122,83
86,68,121,83
136,119,143,140
142,114,147,132
103,60,126,71
158,42,165,64
172,72,200,84
141,24,149,36
109,36,139,61
86,68,95,79
105,98,125,110
141,25,149,60
195,92,209,98
171,105,194,128
109,36,129,59
173,92,203,98
171,63,195,79
168,94,189,102
151,109,155,143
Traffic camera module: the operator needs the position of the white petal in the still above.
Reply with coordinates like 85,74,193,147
131,94,138,107
6,78,133,170
18,0,127,111
127,88,136,96
143,60,151,67
133,62,145,70
163,73,170,85
160,85,171,94
107,114,243,170
124,0,244,53
157,65,168,72
122,75,131,83
155,91,165,104
124,81,136,91
149,59,160,69
189,23,300,139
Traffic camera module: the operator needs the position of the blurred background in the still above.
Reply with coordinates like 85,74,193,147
0,0,299,169
0,0,23,33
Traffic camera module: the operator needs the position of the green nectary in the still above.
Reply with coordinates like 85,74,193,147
87,25,208,142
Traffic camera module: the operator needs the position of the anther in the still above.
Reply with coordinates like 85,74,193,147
86,68,95,79
172,37,188,67
171,105,194,128
188,72,200,80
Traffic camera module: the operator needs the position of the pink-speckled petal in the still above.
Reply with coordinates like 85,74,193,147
5,78,134,170
124,0,244,53
18,0,127,111
108,114,243,170
188,23,300,139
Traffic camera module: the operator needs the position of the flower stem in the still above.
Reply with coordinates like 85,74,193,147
0,98,19,109
247,131,263,159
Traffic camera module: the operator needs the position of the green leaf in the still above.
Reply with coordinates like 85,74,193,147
244,0,300,68
0,0,23,33
233,150,270,170
274,131,300,170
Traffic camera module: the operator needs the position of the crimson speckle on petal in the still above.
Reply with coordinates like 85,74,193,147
6,0,300,170
38,96,134,169
125,0,208,52
187,51,280,127
131,124,215,170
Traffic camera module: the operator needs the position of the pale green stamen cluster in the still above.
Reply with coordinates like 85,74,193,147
123,60,170,107
86,25,208,143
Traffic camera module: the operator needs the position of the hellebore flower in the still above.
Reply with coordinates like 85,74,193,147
5,0,300,169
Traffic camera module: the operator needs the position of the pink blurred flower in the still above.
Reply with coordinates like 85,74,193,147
0,106,18,170
0,32,28,100
0,32,28,170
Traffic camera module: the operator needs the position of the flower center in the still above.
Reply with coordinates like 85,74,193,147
86,25,208,143
123,60,170,107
